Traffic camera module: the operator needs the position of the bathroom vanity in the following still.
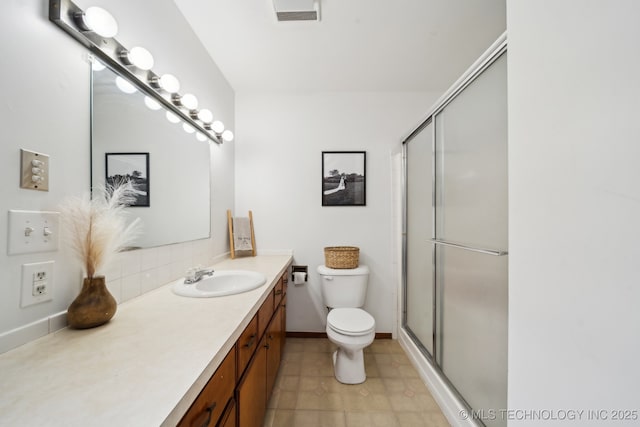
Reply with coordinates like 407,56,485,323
0,254,292,427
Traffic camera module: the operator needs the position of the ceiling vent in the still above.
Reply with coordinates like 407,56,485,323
273,0,320,21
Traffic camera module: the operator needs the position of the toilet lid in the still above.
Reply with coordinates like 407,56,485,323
327,308,375,336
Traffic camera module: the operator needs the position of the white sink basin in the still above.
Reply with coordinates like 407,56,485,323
172,270,267,298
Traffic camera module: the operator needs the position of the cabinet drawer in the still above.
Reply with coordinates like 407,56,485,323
274,276,284,307
178,346,236,427
282,273,288,296
237,315,258,378
258,292,274,339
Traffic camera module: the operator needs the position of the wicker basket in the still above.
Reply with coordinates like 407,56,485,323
324,246,360,269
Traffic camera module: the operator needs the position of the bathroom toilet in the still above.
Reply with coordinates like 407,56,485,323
318,265,376,384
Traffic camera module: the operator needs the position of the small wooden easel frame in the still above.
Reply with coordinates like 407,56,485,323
227,210,257,259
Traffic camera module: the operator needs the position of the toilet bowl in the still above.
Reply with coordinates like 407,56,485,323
325,307,376,384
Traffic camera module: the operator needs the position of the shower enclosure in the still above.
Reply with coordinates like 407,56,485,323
402,38,507,427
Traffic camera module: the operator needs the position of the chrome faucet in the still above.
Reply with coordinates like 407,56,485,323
184,267,215,284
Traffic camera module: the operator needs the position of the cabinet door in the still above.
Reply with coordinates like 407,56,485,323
274,276,284,307
237,315,259,379
237,336,267,427
218,399,236,427
280,295,287,354
178,347,236,427
258,292,274,339
266,306,283,401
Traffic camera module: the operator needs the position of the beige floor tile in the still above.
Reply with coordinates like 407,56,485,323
343,391,392,411
303,338,336,353
382,377,408,393
274,375,300,391
379,362,420,378
283,340,304,353
388,391,440,412
349,377,386,394
396,411,451,427
286,411,346,427
282,351,303,362
369,339,405,354
270,409,295,427
268,389,299,409
345,411,400,427
263,408,276,427
300,355,335,376
279,359,302,376
404,378,431,394
374,352,412,366
295,390,344,411
269,339,449,427
299,376,346,394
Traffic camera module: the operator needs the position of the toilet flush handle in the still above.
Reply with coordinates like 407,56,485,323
324,276,334,281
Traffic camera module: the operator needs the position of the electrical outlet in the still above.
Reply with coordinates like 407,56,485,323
33,281,47,296
21,261,54,307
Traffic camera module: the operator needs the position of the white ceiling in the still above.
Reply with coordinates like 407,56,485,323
174,0,506,93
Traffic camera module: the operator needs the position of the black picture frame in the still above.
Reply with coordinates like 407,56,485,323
322,151,366,206
105,152,150,207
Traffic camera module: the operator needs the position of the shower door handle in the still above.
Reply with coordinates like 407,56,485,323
430,239,508,256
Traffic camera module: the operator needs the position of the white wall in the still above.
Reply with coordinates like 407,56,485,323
0,0,234,353
235,91,438,333
508,1,640,425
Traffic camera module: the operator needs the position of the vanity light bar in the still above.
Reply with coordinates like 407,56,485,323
49,0,229,145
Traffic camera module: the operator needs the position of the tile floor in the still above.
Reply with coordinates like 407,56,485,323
264,338,451,427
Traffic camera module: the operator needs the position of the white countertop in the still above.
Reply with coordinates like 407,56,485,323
0,254,292,427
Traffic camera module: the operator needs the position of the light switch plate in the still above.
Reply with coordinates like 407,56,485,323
7,210,60,255
20,149,50,191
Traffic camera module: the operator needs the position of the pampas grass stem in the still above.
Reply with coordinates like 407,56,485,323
60,182,141,279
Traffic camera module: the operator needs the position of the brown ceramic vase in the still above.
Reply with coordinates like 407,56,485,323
67,276,117,329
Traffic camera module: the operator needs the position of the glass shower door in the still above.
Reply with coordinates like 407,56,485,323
434,52,508,427
404,120,434,355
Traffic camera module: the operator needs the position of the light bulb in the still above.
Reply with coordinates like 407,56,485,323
115,76,136,94
197,109,213,124
81,7,118,38
180,93,198,110
211,120,225,134
221,130,234,142
196,132,208,142
159,74,180,93
144,96,161,111
124,46,154,70
166,111,180,124
183,123,195,134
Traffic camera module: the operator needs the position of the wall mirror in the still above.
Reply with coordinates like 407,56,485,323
91,64,211,248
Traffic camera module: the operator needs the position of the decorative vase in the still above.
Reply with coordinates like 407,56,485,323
67,276,117,329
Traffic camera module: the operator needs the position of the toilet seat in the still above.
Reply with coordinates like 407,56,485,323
327,308,375,337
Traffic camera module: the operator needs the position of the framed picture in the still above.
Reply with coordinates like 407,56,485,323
105,152,150,207
322,151,366,206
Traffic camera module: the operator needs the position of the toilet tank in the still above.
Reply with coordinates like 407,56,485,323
317,265,370,308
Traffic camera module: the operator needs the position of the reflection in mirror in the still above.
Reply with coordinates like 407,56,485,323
91,65,211,248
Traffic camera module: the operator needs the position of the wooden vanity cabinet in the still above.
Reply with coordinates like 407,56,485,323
178,346,236,427
236,335,268,427
235,270,288,427
180,269,288,427
266,304,284,400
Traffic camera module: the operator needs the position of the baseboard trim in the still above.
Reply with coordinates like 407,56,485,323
286,332,392,339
